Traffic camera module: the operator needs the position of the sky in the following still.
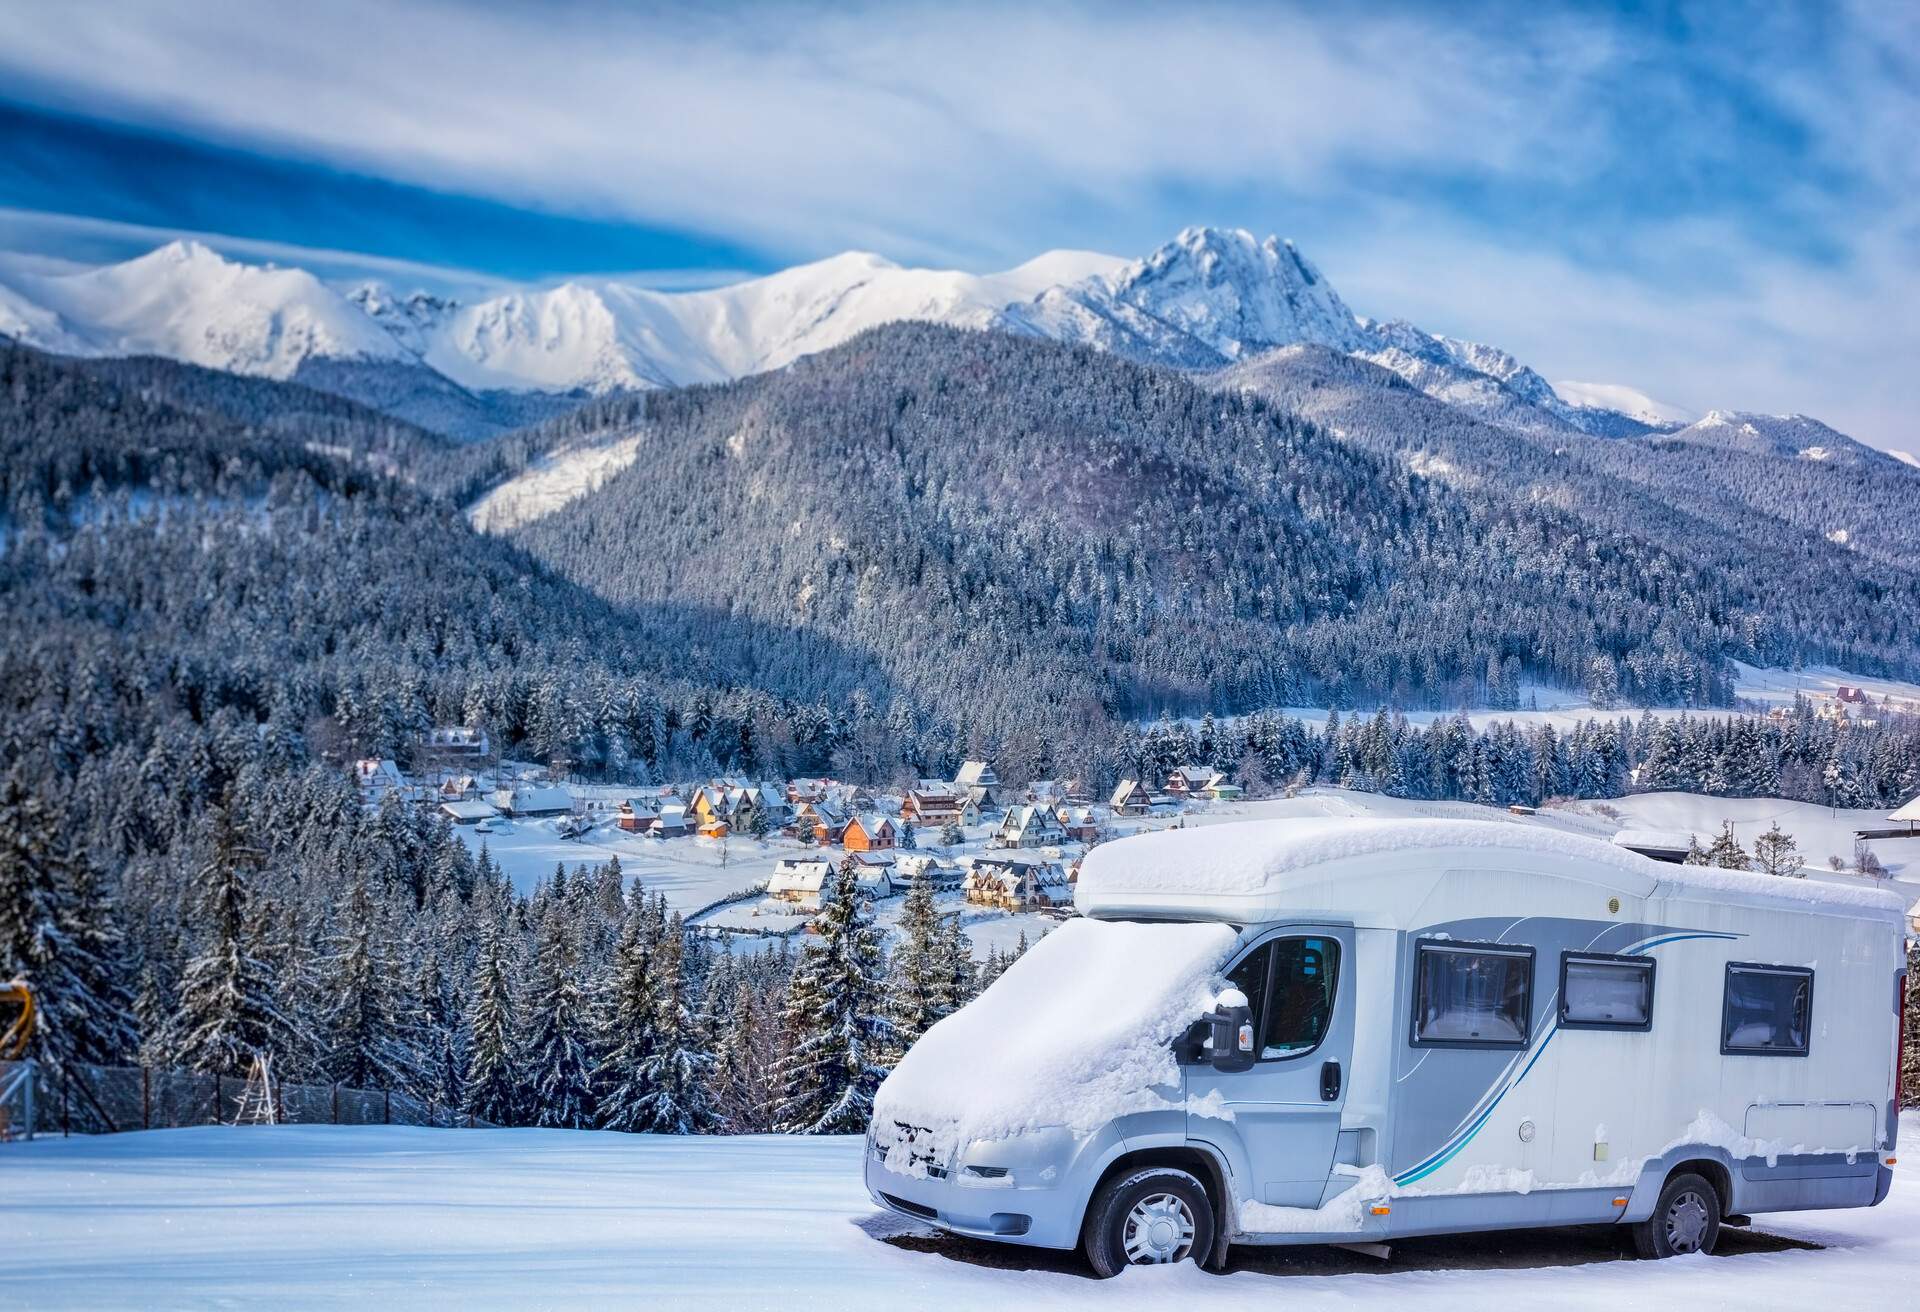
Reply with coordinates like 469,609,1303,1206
0,0,1914,451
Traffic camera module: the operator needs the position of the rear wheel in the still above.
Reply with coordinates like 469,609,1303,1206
1632,1172,1721,1259
1082,1167,1216,1279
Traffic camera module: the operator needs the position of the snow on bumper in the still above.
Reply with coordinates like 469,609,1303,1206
864,1136,1083,1250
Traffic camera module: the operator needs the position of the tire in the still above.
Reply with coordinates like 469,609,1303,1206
1081,1166,1216,1279
1632,1171,1722,1259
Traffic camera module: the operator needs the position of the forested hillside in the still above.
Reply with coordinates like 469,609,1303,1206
505,323,1916,759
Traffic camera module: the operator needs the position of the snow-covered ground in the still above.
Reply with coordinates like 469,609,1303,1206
4,1120,1915,1308
466,434,643,532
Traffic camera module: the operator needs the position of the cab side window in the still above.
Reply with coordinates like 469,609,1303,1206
1224,943,1270,1048
1263,937,1340,1057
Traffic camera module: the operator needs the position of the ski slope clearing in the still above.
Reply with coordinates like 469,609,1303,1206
3,1122,1915,1309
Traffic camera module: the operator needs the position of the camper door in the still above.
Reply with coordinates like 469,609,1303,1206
1188,925,1356,1209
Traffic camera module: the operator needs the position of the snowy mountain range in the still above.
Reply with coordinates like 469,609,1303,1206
0,225,1772,446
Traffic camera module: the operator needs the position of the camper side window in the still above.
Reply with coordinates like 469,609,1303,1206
1560,953,1655,1030
1411,942,1533,1048
1721,963,1813,1056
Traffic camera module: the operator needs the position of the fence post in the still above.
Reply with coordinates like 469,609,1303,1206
212,1075,222,1125
142,1066,151,1130
331,1083,339,1125
384,1088,391,1124
62,1073,69,1137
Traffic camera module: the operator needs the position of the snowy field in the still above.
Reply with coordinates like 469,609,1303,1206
1263,663,1920,733
4,1120,1915,1309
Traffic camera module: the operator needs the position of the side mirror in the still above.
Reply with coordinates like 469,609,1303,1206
1205,988,1256,1073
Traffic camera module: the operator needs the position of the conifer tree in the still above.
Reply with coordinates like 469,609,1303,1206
167,809,298,1075
523,901,596,1129
774,864,892,1133
1704,820,1751,871
885,873,949,1053
1752,823,1803,878
595,886,664,1132
462,912,521,1125
631,915,712,1133
0,771,131,1067
323,872,420,1092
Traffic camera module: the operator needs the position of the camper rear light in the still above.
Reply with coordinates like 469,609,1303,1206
1369,1205,1391,1216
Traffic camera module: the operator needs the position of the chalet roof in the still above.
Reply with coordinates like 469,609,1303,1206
955,761,999,787
1110,779,1145,805
1889,795,1920,823
1170,765,1216,786
440,800,496,821
1612,827,1694,855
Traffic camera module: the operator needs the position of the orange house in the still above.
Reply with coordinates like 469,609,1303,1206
842,813,898,852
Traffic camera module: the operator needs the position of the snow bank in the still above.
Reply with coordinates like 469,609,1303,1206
1076,818,1907,915
872,918,1237,1163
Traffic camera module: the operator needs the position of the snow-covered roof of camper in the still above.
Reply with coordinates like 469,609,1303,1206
1074,818,1907,926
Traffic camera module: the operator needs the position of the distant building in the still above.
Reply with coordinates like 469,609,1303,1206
964,854,1072,911
1612,828,1694,864
488,785,573,817
418,726,491,763
954,760,1000,809
1109,779,1152,816
1165,765,1219,798
843,814,899,852
440,799,497,826
996,804,1066,849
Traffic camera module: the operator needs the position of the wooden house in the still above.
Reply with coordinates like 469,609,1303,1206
996,804,1066,849
843,813,898,852
1057,805,1100,843
1109,779,1152,816
954,760,1001,809
1165,765,1218,798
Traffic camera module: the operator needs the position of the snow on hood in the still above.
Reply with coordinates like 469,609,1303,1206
872,917,1237,1163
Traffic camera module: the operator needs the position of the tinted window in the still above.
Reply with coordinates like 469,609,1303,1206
1561,954,1654,1029
1263,937,1340,1057
1722,964,1812,1056
1224,943,1270,1046
1412,943,1533,1047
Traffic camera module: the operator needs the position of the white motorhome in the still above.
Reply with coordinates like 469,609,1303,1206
868,818,1908,1276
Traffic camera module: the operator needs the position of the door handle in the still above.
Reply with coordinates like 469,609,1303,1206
1320,1060,1341,1102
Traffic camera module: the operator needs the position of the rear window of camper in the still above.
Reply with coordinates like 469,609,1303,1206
1722,963,1813,1056
1411,941,1533,1048
1560,952,1655,1030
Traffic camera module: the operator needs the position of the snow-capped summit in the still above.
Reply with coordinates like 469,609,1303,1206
1553,380,1694,428
1007,226,1368,365
0,240,412,378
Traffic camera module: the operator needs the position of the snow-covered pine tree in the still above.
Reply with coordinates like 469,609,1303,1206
0,770,132,1068
885,872,948,1053
594,886,664,1132
935,913,978,1012
462,911,521,1126
630,914,712,1133
322,872,420,1093
774,863,892,1134
523,898,597,1129
1751,823,1803,879
166,809,298,1076
1704,820,1751,871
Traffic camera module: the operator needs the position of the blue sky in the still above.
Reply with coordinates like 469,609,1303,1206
0,1,1914,450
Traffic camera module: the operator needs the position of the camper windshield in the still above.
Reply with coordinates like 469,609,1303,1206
873,917,1239,1158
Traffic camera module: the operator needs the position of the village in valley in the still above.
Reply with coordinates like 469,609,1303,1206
352,735,1260,962
353,721,1920,965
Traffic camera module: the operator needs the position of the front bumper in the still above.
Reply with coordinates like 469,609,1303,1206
864,1150,1082,1250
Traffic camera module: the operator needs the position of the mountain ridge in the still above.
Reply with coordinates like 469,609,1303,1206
0,229,1738,447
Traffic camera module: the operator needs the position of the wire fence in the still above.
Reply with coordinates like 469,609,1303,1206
0,1057,491,1139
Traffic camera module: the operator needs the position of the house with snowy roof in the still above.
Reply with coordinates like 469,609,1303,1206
963,854,1072,910
996,804,1066,850
843,813,899,852
954,760,1001,809
488,784,574,817
1164,765,1221,798
1109,779,1152,816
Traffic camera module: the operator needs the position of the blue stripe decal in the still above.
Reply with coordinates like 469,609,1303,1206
1390,929,1743,1186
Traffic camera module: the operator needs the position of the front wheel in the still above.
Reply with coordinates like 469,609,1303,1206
1082,1167,1216,1279
1632,1171,1722,1259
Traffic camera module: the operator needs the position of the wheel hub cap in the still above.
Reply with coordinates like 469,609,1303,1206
1666,1191,1710,1252
1123,1193,1196,1264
